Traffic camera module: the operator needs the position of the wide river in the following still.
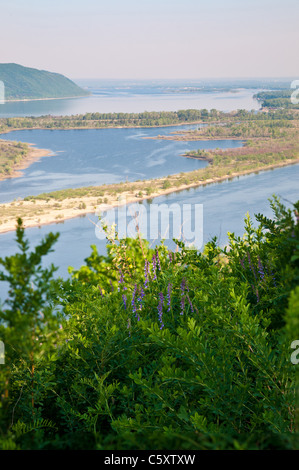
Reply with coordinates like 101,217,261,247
0,81,261,117
0,83,297,302
0,163,298,294
0,126,243,203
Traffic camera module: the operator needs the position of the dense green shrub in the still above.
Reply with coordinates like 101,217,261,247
0,198,298,450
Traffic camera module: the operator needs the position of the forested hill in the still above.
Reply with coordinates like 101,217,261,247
0,63,90,100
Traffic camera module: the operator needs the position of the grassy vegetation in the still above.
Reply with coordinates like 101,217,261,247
179,110,299,164
0,140,29,177
0,109,219,133
0,107,296,135
0,198,298,450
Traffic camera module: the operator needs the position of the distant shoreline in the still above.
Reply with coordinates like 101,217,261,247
0,120,204,136
4,93,90,103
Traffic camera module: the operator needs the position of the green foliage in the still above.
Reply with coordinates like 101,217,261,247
0,200,298,450
255,90,299,110
0,219,60,358
0,219,61,447
0,63,89,100
0,106,296,136
0,140,29,176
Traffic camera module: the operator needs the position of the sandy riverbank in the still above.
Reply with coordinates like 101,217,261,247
0,158,298,235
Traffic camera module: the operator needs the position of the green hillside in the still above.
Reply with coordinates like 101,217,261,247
0,63,90,100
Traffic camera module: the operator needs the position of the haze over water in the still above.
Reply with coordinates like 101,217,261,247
0,81,261,117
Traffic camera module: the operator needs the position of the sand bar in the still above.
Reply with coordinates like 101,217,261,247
0,159,298,235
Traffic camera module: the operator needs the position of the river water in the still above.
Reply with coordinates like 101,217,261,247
0,82,297,302
0,163,297,291
0,80,261,117
0,126,243,203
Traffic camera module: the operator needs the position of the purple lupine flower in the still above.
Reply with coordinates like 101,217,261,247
156,249,161,271
122,294,127,309
137,286,145,312
180,296,185,315
131,284,137,315
257,257,265,280
240,256,245,269
158,292,164,329
168,251,173,262
139,286,145,301
110,280,114,291
99,286,104,297
167,283,172,312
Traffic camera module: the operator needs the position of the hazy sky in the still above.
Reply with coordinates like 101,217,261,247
1,0,298,79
